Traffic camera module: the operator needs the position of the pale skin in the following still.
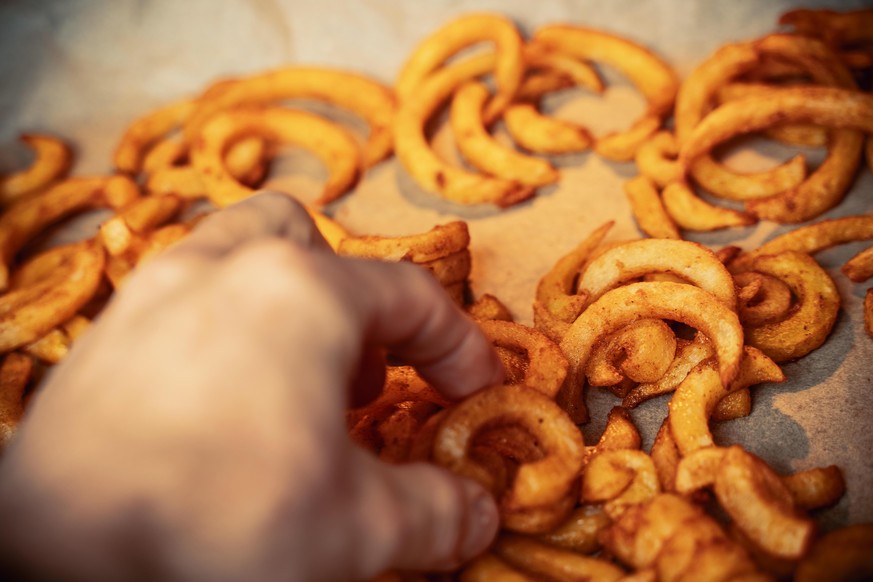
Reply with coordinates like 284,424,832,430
0,191,503,581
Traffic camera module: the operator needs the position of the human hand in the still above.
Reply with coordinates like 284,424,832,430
0,191,503,581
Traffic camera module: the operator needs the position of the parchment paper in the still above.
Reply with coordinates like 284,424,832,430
1,0,871,531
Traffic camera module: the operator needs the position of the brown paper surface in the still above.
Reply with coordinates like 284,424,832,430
1,0,871,529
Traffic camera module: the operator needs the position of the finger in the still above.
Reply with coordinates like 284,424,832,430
341,259,504,400
349,346,387,409
166,190,330,261
350,450,499,577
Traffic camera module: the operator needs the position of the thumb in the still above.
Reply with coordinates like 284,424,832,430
349,449,499,578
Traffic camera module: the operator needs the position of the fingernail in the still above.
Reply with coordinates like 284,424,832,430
459,481,499,560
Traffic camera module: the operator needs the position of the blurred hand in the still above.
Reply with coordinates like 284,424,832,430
0,191,502,582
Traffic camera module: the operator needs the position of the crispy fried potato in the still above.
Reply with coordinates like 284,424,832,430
674,446,725,495
534,25,679,160
623,175,680,240
467,293,513,322
782,465,846,511
99,195,184,257
623,335,715,408
734,271,794,327
585,319,677,386
1,241,105,353
536,505,610,555
716,82,828,148
191,107,361,207
478,320,568,399
535,221,613,324
0,134,73,205
715,445,815,561
560,282,744,400
582,449,660,519
24,315,90,364
114,99,197,175
711,387,752,422
634,132,680,188
779,7,873,45
866,289,873,339
661,181,757,231
668,347,784,455
679,86,873,167
503,102,595,155
396,13,523,123
732,215,873,268
460,554,533,582
185,68,395,169
0,353,33,447
576,238,737,309
450,81,559,186
394,58,533,207
493,534,625,581
0,176,137,291
843,246,873,282
734,251,840,363
433,384,584,519
338,221,469,263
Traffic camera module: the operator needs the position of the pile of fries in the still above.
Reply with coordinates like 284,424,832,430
1,4,873,580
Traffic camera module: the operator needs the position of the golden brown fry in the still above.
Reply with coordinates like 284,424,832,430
634,132,680,188
843,246,873,282
668,347,784,455
338,221,469,263
715,445,815,561
503,102,595,154
186,68,395,168
577,238,737,309
99,195,183,257
680,86,873,166
141,137,186,174
650,420,680,492
394,57,533,207
733,215,873,269
477,320,568,399
782,465,846,511
866,288,873,339
0,353,32,447
433,384,584,522
582,449,660,519
467,293,513,322
716,82,828,148
560,282,744,400
534,25,680,161
396,13,523,123
0,175,138,291
735,251,840,363
674,446,725,495
191,107,361,207
0,134,73,205
534,221,614,324
536,505,610,555
623,335,715,408
661,181,756,231
585,319,676,386
493,534,625,581
602,493,761,579
1,241,105,353
460,554,533,582
734,271,794,327
623,175,680,240
305,206,349,252
711,387,751,422
523,41,605,95
23,315,90,365
583,406,642,467
114,99,197,174
450,81,559,186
